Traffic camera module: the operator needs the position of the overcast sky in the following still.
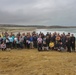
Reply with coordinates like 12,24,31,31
0,0,76,26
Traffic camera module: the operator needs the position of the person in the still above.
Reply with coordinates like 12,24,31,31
46,36,50,49
6,37,10,50
49,41,54,50
33,34,37,48
42,36,48,50
12,34,15,48
70,34,75,51
19,36,24,49
16,36,20,49
66,34,71,52
8,35,14,49
26,35,30,49
58,41,64,51
14,36,17,49
29,35,34,49
23,33,27,48
37,35,42,51
1,41,6,51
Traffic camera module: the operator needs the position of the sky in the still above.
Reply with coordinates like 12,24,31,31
0,0,76,26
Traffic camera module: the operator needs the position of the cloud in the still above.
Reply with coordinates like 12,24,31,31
0,0,76,26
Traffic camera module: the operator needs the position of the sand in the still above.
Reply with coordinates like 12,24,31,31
0,49,76,75
0,27,36,35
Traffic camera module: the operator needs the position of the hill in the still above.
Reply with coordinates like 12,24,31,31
0,24,76,28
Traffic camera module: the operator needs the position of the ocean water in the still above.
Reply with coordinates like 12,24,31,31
36,28,76,37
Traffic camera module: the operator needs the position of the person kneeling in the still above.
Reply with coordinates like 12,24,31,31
37,42,42,51
49,41,54,50
1,42,6,51
42,41,48,51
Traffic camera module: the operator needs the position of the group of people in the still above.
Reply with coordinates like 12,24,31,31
0,31,75,52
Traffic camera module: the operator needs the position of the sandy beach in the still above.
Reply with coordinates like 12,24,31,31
0,49,76,75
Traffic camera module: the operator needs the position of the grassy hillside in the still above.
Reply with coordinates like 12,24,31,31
0,49,76,75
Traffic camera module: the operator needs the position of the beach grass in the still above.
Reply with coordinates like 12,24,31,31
0,49,76,75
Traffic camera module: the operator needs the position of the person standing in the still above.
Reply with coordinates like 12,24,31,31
66,33,71,52
26,35,30,49
33,34,37,48
30,35,34,49
46,36,50,49
37,35,42,51
70,34,75,51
